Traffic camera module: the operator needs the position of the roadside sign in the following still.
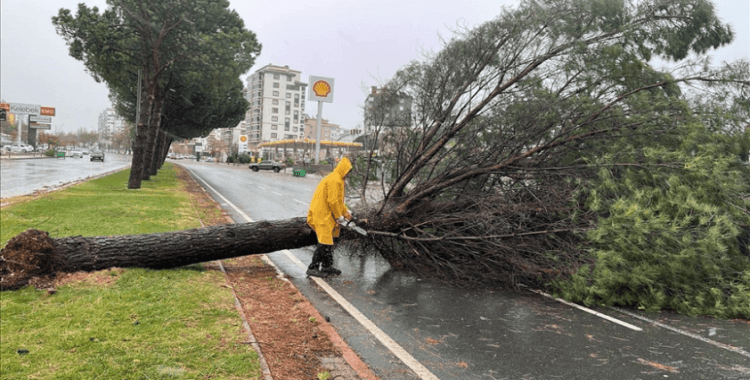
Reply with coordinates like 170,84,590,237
308,76,335,103
9,103,40,115
30,123,51,130
41,107,56,116
0,109,6,121
30,115,52,123
0,103,8,111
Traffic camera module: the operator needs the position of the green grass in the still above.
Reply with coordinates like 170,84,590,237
1,164,262,379
1,164,199,244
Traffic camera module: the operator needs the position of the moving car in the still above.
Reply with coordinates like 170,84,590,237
90,150,105,162
70,150,83,158
249,159,286,173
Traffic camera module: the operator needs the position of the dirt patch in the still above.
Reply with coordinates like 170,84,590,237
218,256,342,379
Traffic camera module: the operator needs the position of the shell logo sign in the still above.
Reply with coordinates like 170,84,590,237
312,80,331,98
308,75,335,103
240,135,247,143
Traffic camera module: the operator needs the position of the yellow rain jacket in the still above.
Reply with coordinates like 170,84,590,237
307,157,353,245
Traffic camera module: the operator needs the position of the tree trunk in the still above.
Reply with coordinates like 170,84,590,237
0,218,317,290
127,122,148,189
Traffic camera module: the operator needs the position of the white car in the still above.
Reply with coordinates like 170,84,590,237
70,150,83,158
5,144,33,153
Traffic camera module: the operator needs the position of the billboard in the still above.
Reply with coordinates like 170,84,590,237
308,76,335,103
9,103,40,115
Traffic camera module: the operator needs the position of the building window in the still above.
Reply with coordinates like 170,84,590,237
272,108,278,113
272,116,278,122
271,124,277,130
273,91,279,96
271,133,277,138
272,99,279,105
293,127,298,132
273,73,279,79
285,118,290,131
286,93,291,98
273,82,279,88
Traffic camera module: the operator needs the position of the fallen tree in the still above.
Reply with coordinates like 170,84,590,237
0,218,316,290
3,0,749,318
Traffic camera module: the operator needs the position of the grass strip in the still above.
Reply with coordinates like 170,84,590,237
1,163,262,379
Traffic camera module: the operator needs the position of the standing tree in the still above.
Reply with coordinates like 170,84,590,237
52,0,260,188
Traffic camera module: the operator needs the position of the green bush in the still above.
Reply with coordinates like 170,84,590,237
238,154,251,164
44,149,56,157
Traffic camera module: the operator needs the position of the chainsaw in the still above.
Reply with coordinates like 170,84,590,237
338,216,368,236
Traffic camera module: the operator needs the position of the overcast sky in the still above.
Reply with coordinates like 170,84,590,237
1,0,747,134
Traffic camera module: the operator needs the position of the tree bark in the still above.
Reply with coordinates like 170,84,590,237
127,122,148,189
0,218,317,289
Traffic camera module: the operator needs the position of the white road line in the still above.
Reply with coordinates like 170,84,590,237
279,250,440,380
293,199,308,205
610,307,750,359
527,288,643,331
187,168,440,380
257,185,266,190
272,191,283,196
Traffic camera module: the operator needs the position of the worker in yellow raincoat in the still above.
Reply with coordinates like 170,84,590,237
306,157,353,277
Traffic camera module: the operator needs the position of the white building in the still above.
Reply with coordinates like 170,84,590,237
244,64,307,147
97,108,127,141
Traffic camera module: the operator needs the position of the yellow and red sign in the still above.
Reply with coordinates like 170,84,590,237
308,76,335,103
240,135,247,143
312,80,331,98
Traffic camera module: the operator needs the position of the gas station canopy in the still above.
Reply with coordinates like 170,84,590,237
259,138,362,149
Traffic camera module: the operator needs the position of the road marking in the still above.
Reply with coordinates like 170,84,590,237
279,250,440,380
187,168,440,380
294,199,308,205
272,191,283,196
526,287,643,331
257,185,266,190
610,307,750,359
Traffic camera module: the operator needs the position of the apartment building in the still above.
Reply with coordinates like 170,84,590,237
363,86,413,134
97,108,128,141
244,64,307,145
303,114,341,141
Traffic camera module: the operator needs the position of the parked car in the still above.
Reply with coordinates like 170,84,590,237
203,157,215,162
90,150,105,162
5,144,33,153
70,150,83,158
249,159,286,173
82,149,90,155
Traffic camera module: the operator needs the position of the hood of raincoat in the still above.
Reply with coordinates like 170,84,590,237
334,157,352,178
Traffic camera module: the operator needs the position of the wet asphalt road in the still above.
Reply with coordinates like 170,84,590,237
0,153,131,199
177,160,750,380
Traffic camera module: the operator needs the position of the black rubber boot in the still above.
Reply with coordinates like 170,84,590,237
306,268,328,277
320,266,341,275
318,244,341,275
307,244,331,277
